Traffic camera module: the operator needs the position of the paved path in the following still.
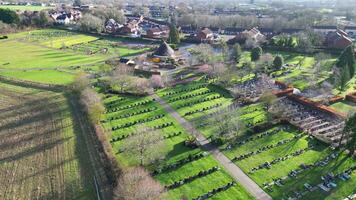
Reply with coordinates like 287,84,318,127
153,94,272,200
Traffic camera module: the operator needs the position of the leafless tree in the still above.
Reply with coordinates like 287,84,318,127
122,126,167,166
114,167,165,200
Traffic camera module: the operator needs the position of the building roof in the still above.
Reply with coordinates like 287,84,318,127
154,41,175,57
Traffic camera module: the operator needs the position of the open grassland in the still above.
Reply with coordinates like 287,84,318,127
101,93,254,200
0,5,53,11
0,40,104,69
221,124,356,199
0,70,75,85
0,82,95,200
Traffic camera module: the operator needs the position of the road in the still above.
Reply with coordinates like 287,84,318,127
152,93,272,200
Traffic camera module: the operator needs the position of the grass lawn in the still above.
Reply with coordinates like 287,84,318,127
10,29,99,48
0,5,53,11
0,69,75,85
0,40,105,69
329,100,356,114
101,93,254,200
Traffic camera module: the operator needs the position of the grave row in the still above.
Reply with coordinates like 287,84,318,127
165,166,219,189
162,84,207,97
192,182,236,200
168,90,213,103
110,131,183,143
111,114,165,130
106,99,155,113
177,95,222,109
184,103,223,116
103,107,158,122
152,152,208,175
232,133,304,162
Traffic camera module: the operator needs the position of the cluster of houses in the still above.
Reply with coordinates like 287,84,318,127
105,16,170,39
0,1,52,7
49,9,82,25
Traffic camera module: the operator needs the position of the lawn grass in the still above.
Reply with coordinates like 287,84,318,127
0,69,75,85
0,40,105,69
329,100,356,114
0,5,53,11
101,93,254,200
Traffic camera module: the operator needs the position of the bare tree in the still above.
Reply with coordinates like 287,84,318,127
73,72,90,91
114,167,164,200
111,64,134,93
122,126,167,166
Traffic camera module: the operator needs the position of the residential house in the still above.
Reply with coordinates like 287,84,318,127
325,29,353,49
230,27,266,44
312,25,338,35
345,26,356,38
118,16,143,36
146,25,170,39
196,27,214,42
105,19,122,33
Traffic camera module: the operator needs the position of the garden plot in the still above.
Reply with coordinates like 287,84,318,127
221,124,356,200
0,83,95,200
101,94,253,200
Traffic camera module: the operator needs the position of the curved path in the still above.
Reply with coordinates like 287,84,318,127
152,93,272,200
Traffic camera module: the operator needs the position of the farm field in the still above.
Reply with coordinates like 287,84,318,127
0,5,53,11
221,124,356,199
100,93,254,200
0,82,95,200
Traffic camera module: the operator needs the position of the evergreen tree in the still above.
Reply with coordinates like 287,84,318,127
273,55,284,70
231,43,242,62
251,46,262,61
168,24,180,44
344,113,356,156
337,45,355,78
0,8,19,24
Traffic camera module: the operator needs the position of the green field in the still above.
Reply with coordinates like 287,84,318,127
0,5,53,11
100,93,254,200
330,101,356,114
0,29,152,85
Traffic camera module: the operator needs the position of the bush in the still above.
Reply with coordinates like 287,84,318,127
273,55,284,70
251,46,263,61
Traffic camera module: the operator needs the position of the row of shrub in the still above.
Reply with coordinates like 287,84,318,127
106,99,154,113
168,90,213,102
162,84,207,97
153,121,173,129
192,182,236,200
177,95,221,109
166,166,219,189
110,131,183,143
105,97,125,106
226,127,281,150
104,107,158,122
111,114,165,130
232,134,304,162
184,103,223,116
152,152,208,175
0,36,8,40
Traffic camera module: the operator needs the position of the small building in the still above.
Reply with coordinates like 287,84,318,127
196,27,214,42
325,29,353,49
312,25,337,35
146,25,170,39
105,19,121,33
153,41,175,59
118,16,143,36
56,14,70,24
